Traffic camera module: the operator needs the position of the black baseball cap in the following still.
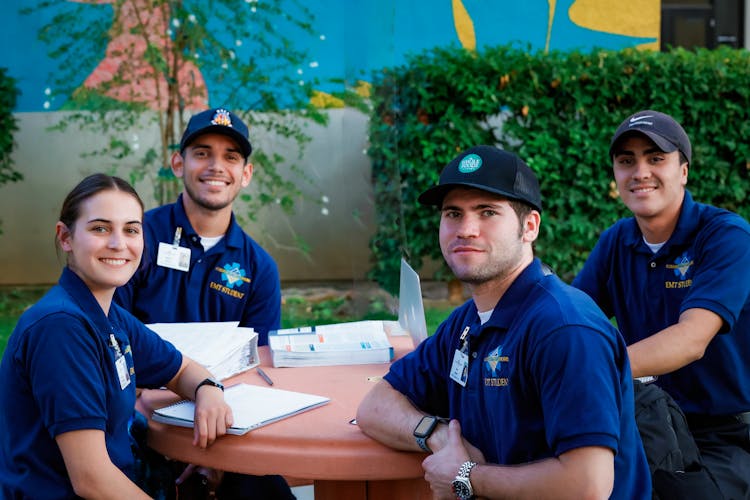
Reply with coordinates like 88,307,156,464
180,108,252,158
609,110,691,164
418,145,543,212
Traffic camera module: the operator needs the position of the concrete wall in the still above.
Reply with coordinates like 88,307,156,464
0,109,376,285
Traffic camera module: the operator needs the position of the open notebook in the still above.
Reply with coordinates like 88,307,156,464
152,383,330,435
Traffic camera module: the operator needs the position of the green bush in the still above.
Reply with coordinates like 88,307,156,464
0,68,22,234
368,45,750,293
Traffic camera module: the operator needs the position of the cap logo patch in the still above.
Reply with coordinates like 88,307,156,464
458,154,482,173
211,108,233,128
629,115,654,127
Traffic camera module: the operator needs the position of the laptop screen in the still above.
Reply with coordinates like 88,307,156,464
398,258,429,348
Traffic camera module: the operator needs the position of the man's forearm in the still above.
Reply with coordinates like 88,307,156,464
356,380,433,452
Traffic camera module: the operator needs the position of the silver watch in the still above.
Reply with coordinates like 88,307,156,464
451,460,477,499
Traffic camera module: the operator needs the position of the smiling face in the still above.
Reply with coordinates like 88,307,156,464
57,189,144,307
612,134,688,231
439,188,538,290
172,132,253,213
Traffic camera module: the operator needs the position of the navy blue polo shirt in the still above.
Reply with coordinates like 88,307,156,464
573,191,750,416
385,259,651,499
115,194,281,345
0,268,182,499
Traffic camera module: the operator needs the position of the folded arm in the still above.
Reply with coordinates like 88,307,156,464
628,307,723,378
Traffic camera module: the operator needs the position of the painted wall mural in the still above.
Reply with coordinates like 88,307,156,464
4,0,660,112
76,0,208,110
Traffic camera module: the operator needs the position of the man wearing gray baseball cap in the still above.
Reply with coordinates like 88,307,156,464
358,145,650,499
574,110,750,499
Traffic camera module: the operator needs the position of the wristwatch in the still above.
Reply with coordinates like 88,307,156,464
452,460,477,500
195,377,224,398
413,415,440,452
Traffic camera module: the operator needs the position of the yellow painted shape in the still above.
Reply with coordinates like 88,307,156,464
310,90,345,109
354,80,372,98
568,0,660,39
452,0,476,51
546,0,557,53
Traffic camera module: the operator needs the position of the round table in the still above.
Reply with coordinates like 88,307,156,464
138,334,431,500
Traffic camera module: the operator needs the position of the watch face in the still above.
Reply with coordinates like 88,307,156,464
452,478,472,499
414,416,437,437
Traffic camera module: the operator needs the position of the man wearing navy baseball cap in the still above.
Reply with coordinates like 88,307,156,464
358,145,650,499
574,110,750,498
116,108,289,498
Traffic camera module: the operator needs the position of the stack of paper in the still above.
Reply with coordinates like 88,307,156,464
268,320,394,367
147,321,259,381
152,383,330,435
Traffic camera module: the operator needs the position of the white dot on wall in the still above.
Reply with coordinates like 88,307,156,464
297,68,303,75
321,207,329,216
251,7,256,12
188,14,196,23
298,80,305,86
44,88,51,96
43,101,50,109
309,61,319,68
319,34,326,41
235,39,243,47
172,18,180,28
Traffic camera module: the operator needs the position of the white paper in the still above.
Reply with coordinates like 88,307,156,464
147,321,259,380
152,383,330,435
268,320,394,367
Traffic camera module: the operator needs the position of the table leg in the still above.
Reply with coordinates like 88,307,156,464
314,478,431,500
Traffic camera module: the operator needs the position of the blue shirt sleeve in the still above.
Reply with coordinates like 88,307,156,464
681,220,750,330
23,312,109,437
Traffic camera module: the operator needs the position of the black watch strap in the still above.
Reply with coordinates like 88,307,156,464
195,378,224,398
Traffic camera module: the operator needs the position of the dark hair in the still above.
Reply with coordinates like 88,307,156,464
59,173,144,232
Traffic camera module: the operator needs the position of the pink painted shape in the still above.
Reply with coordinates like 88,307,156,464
73,0,207,110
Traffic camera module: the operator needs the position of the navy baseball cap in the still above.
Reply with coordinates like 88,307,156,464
418,145,543,212
180,108,252,158
609,110,691,164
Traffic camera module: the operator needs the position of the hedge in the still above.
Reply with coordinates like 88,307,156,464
367,44,750,294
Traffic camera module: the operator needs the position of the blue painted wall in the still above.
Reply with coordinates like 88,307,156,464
3,0,657,112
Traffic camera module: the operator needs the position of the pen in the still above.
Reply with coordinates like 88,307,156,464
256,367,274,386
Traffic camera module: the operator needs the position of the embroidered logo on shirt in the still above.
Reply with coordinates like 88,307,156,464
483,344,509,387
664,251,694,289
209,262,251,299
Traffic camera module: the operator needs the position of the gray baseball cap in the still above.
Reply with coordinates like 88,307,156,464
609,110,691,163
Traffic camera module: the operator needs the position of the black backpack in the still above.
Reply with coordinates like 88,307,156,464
633,380,724,499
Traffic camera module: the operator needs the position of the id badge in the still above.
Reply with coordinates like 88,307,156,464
115,354,131,390
450,349,469,387
157,242,191,272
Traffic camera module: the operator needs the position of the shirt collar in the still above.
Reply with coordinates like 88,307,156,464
173,193,244,249
478,258,547,332
58,267,112,332
622,190,696,250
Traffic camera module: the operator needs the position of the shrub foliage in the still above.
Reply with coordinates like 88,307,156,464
0,68,22,234
368,44,750,293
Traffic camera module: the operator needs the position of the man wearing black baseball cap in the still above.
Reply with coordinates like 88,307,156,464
116,108,290,498
358,145,650,499
574,110,750,498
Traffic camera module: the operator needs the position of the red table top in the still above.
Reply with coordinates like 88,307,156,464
137,334,428,481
